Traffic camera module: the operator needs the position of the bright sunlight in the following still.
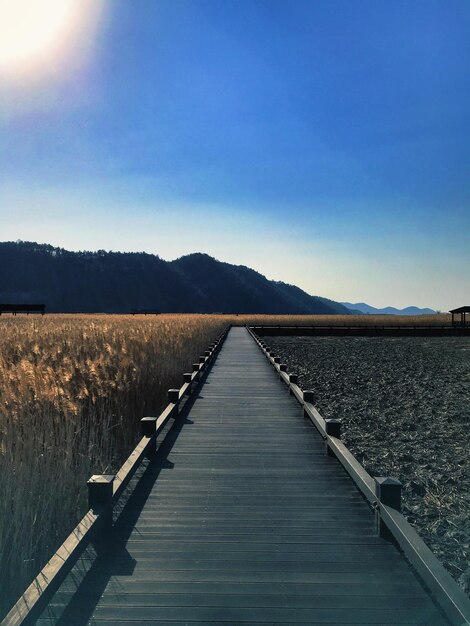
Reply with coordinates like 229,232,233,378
0,0,99,75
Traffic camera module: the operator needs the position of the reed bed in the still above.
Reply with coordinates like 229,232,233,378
0,314,227,618
232,313,450,327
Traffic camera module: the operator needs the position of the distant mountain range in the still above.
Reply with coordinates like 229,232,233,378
0,241,350,315
341,302,436,316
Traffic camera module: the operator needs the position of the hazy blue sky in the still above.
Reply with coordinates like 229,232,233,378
1,0,469,309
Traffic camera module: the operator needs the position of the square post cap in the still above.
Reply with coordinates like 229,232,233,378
88,474,114,485
325,418,341,439
87,475,114,512
375,476,402,511
303,390,314,403
168,389,180,404
141,416,157,437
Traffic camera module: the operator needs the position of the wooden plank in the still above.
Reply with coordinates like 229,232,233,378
44,605,447,623
49,594,434,609
53,580,428,598
58,569,423,584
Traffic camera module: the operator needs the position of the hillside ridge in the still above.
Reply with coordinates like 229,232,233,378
0,241,350,315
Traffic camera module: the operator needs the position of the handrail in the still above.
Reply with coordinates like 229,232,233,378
249,324,467,336
246,326,470,626
327,436,377,504
1,326,230,626
381,504,470,626
112,434,155,502
0,512,99,626
251,324,454,329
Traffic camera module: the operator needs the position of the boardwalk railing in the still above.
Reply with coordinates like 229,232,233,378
247,327,470,626
1,327,230,626
250,324,469,336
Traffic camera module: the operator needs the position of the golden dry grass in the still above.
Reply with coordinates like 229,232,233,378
231,313,450,326
0,314,227,617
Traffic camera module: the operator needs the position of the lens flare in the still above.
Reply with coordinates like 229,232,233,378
0,0,96,74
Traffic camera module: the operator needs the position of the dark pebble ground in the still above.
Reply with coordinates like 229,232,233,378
267,335,470,595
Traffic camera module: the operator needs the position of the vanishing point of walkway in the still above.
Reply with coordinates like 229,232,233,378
40,327,448,625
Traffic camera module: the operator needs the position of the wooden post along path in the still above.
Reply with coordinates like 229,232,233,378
5,327,470,626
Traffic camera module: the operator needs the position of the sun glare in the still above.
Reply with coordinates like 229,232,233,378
0,0,94,74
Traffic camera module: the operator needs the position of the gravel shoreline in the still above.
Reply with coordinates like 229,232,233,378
267,335,470,595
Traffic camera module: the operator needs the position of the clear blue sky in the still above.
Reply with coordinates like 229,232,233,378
1,0,469,309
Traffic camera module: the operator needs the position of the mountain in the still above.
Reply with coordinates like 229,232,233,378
0,241,350,315
341,302,436,315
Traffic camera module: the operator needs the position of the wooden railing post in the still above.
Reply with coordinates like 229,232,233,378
87,474,114,536
141,416,157,457
88,475,114,512
168,389,179,414
183,372,192,394
375,476,402,541
288,373,298,395
324,418,341,457
303,390,314,417
141,416,157,437
303,390,314,403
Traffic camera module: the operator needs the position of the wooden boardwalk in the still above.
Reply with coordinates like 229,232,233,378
38,327,448,625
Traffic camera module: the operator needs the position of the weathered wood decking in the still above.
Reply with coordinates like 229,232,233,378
39,327,448,625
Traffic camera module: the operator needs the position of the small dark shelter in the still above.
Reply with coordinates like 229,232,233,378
130,308,161,315
450,306,470,327
0,304,45,316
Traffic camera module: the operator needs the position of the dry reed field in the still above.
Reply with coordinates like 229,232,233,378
0,314,227,618
235,313,451,327
268,335,470,595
